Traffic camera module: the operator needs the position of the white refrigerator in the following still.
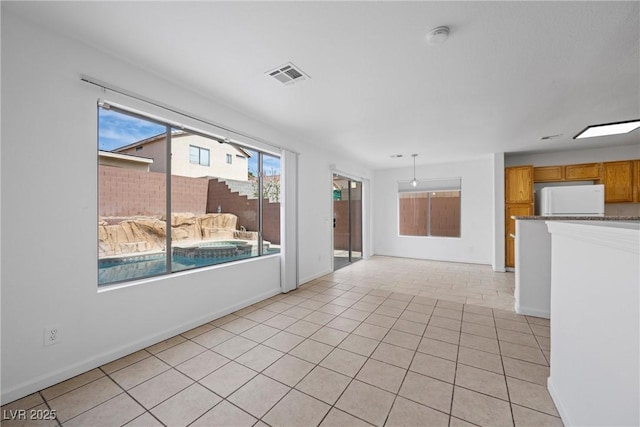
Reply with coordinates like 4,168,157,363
535,184,605,216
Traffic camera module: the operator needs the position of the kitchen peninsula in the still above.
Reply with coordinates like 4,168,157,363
546,220,639,426
512,215,640,318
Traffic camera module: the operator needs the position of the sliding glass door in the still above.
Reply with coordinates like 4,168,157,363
333,174,362,270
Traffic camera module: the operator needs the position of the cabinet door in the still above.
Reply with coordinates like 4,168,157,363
505,166,534,203
565,163,600,180
634,160,640,203
602,161,633,202
534,166,564,182
505,204,533,236
506,236,515,268
505,203,533,268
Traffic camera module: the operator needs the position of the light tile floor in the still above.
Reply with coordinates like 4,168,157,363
2,256,561,427
326,256,516,311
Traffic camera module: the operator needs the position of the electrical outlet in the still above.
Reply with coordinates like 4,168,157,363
44,326,60,346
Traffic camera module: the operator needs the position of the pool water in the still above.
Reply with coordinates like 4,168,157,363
99,248,280,286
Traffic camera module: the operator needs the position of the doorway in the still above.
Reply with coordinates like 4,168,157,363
333,174,362,270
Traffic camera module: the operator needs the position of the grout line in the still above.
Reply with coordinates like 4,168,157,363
24,258,528,426
448,303,465,427
38,391,63,427
100,366,168,427
493,308,517,427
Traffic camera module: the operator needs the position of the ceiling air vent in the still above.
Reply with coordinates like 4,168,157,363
266,62,310,85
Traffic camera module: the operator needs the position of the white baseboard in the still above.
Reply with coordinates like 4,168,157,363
547,377,571,426
1,287,281,405
514,303,550,319
299,269,332,286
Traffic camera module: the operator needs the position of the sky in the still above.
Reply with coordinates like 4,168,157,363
98,108,165,151
99,107,280,175
250,154,281,177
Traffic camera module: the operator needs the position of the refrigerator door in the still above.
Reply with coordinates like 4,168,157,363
539,184,604,216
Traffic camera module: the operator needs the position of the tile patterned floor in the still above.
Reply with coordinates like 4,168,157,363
2,256,561,426
325,256,516,311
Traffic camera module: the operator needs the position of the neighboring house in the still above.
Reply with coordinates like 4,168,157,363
116,131,251,181
98,150,154,171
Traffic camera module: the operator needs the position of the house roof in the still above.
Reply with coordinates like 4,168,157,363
114,130,253,158
98,150,154,164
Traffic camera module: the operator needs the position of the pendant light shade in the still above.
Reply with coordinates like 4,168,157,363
410,154,418,187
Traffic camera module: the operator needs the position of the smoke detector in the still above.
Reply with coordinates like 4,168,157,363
427,26,450,44
266,62,310,85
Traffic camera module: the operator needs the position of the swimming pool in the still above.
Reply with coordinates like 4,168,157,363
99,244,279,286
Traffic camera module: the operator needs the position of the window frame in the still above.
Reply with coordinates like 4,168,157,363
226,153,233,164
189,144,210,166
98,105,281,287
397,178,461,238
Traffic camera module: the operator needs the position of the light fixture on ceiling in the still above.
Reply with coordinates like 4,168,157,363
426,26,450,44
540,134,562,141
574,119,640,139
410,154,418,187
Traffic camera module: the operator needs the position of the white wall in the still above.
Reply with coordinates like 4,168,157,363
297,150,373,283
373,157,495,265
505,144,640,167
492,153,505,272
0,11,371,403
546,221,639,426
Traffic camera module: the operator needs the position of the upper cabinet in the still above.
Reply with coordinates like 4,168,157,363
601,161,634,203
505,166,534,203
564,163,600,181
526,159,640,203
533,166,564,182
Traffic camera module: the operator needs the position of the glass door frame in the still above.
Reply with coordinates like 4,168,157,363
332,173,362,270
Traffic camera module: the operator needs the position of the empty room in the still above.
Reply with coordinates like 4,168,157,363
1,2,639,427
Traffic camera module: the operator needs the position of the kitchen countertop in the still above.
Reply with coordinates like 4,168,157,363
512,215,640,221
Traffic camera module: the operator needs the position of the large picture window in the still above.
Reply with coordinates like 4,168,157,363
98,105,281,286
398,178,461,237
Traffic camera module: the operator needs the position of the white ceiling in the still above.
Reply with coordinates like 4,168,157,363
5,1,640,169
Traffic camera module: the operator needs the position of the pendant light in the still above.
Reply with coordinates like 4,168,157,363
410,154,418,187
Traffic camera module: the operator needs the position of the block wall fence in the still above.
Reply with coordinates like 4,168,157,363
99,165,281,245
333,200,363,252
206,179,281,245
399,196,461,237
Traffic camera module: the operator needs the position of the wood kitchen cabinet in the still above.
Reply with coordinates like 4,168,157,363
634,160,640,203
564,163,600,181
505,203,533,268
534,166,564,182
505,166,534,203
506,237,516,269
504,167,533,268
601,160,634,202
506,204,533,236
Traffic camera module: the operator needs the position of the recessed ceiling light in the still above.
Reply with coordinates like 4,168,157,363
574,119,640,139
